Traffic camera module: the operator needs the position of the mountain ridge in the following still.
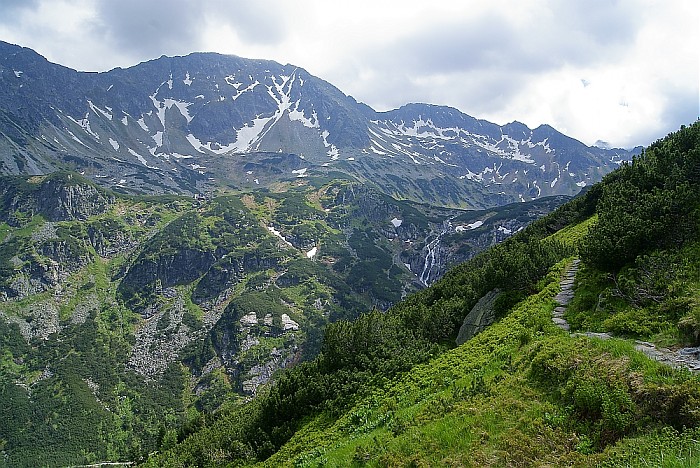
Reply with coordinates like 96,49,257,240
0,40,638,206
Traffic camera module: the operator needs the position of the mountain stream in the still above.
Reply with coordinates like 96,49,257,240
419,217,455,286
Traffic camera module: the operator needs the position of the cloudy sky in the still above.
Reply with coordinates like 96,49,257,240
1,0,697,148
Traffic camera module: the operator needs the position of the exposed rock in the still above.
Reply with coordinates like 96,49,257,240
242,347,295,395
572,332,613,340
281,313,299,331
87,223,136,257
240,335,260,353
0,299,60,341
30,221,58,243
70,292,99,324
0,174,113,225
35,176,113,221
128,294,208,378
633,342,700,373
240,312,258,327
456,288,502,345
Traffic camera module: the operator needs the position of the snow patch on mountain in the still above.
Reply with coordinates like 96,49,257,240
230,80,259,101
460,169,482,181
128,148,159,169
233,116,274,152
455,220,484,232
88,100,112,121
394,117,459,140
68,114,100,140
289,105,319,128
137,118,149,132
321,130,339,160
268,226,292,247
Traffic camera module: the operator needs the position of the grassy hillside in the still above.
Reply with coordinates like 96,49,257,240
263,261,699,466
144,122,700,466
0,171,565,466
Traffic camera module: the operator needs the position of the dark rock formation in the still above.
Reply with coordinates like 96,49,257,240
456,288,502,345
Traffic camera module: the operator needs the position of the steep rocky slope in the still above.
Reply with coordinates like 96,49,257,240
0,41,637,206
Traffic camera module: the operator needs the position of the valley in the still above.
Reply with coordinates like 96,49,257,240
143,122,700,467
0,172,563,466
0,40,695,468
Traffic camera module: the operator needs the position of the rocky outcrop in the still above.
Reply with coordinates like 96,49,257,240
242,348,295,395
0,299,60,341
118,248,217,309
0,174,113,226
456,288,502,345
34,175,113,221
38,238,91,270
128,293,207,378
87,222,135,257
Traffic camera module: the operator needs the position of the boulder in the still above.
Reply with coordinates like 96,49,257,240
456,288,502,345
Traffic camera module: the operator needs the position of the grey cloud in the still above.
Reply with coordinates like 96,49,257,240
361,0,640,82
657,88,700,140
0,0,39,12
363,14,524,76
0,0,40,25
342,1,643,128
89,0,288,64
208,0,288,44
551,1,640,47
338,60,525,119
92,0,206,60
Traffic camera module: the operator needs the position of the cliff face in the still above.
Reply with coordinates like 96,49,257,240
34,175,113,221
0,173,113,224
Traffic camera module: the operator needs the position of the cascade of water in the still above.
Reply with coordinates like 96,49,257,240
419,217,455,286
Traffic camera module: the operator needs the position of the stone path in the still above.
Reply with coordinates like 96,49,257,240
632,341,700,372
552,258,700,373
551,259,579,332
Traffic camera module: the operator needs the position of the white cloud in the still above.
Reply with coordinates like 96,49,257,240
0,0,697,148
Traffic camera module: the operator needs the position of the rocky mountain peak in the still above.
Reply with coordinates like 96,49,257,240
0,41,638,206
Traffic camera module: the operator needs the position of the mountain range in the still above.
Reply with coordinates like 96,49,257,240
0,41,638,207
2,39,686,467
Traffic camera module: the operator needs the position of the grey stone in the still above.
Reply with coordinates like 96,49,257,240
456,289,502,345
